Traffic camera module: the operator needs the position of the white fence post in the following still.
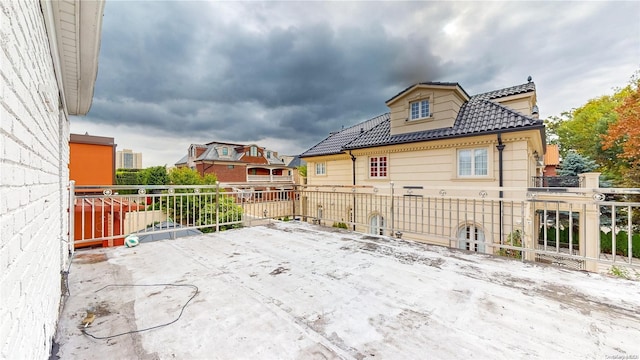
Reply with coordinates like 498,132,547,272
68,181,75,254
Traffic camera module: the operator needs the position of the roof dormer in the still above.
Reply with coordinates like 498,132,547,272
386,82,469,136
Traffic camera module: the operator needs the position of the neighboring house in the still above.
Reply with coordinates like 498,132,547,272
175,142,293,184
281,155,307,184
300,80,546,249
543,144,560,176
0,1,104,358
70,133,116,186
116,148,143,169
301,80,545,189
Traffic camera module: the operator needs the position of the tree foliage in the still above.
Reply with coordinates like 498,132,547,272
116,168,142,185
168,167,217,185
140,166,169,185
116,167,169,186
546,71,639,186
602,75,640,186
298,164,307,178
556,152,597,176
163,167,235,230
197,196,243,232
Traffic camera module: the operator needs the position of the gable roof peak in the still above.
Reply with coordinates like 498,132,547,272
386,81,470,105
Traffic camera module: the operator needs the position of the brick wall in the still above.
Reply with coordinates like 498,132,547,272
0,1,70,358
210,164,247,182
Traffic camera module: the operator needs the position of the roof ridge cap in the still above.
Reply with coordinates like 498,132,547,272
471,82,536,99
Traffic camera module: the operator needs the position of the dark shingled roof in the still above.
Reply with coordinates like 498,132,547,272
300,113,389,157
471,81,535,100
300,82,543,157
175,154,188,165
287,156,306,168
345,100,543,150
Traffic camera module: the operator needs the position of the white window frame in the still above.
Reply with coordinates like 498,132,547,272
369,214,384,235
409,99,431,120
315,162,326,176
457,148,489,177
369,155,388,178
222,147,228,156
457,224,485,253
250,146,258,157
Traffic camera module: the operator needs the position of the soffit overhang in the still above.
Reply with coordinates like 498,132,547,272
42,0,105,115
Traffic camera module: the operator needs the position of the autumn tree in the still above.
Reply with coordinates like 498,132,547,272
602,75,640,187
546,73,640,186
557,93,627,179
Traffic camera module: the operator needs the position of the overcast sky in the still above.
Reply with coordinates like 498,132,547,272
71,1,640,168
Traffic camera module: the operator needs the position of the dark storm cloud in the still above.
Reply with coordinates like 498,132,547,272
88,1,447,151
80,1,640,165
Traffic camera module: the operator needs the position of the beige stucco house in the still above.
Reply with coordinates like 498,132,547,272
302,81,545,189
300,80,546,253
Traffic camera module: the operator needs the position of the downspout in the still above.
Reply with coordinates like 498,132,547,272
496,133,505,243
350,151,356,231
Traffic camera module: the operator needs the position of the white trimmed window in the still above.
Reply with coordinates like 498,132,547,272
458,148,488,177
369,156,387,178
410,99,430,120
250,146,258,157
222,147,228,156
369,214,384,235
315,162,326,175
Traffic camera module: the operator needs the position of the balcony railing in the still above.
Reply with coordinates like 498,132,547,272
531,176,582,188
69,182,640,274
247,175,293,182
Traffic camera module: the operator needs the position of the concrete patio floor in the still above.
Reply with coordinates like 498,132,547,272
54,221,640,359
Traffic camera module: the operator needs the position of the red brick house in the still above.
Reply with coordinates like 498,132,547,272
543,144,560,177
175,142,293,184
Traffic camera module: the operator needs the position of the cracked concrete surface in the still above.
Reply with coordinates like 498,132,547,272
54,221,640,359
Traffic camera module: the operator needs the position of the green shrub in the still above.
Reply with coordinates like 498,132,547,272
538,226,579,248
600,230,640,258
498,230,523,259
332,222,349,229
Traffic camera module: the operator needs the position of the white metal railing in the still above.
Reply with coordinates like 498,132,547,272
294,183,640,272
69,182,295,247
247,175,293,182
69,181,640,273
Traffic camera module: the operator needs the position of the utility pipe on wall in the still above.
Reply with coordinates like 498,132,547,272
496,133,505,242
350,151,357,231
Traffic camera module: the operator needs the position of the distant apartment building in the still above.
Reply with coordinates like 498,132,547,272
117,148,143,169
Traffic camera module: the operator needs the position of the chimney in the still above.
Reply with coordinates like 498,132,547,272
532,104,539,119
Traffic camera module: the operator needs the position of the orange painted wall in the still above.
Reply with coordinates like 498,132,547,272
69,142,115,185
